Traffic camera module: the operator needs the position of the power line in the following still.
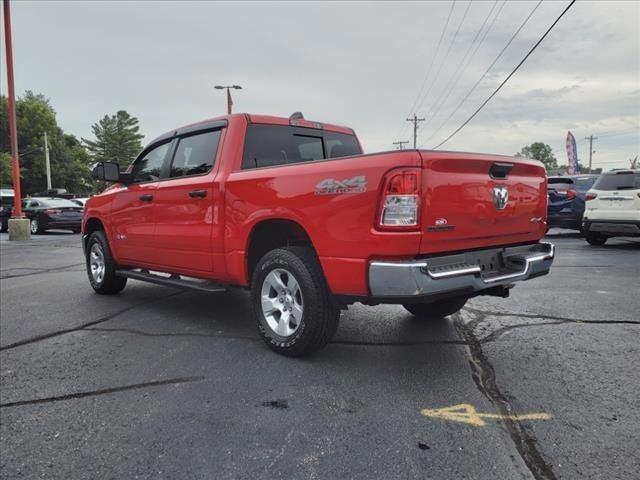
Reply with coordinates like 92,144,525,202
396,1,456,140
412,0,473,118
433,0,575,150
424,0,543,148
420,0,501,132
392,140,410,150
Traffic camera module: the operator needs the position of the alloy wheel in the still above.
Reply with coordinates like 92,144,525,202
260,268,304,337
89,243,106,284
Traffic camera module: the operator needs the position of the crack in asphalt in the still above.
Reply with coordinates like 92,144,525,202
0,292,185,352
0,263,85,279
0,376,205,408
453,313,557,480
85,326,469,347
465,306,640,326
86,326,259,342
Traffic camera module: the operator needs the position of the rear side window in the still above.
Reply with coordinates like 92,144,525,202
242,124,362,169
169,130,221,178
593,172,640,191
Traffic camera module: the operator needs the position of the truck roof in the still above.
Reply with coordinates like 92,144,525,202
147,113,356,147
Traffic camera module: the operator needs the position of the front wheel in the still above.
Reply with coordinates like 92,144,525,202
251,246,340,357
85,230,127,294
403,297,468,320
585,231,607,246
30,218,43,235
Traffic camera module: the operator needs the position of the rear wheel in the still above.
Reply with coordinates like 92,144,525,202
403,297,468,320
86,230,127,294
585,231,607,246
0,218,7,233
251,246,340,357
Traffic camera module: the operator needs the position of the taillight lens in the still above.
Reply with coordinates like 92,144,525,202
585,192,597,201
378,168,420,229
566,189,577,200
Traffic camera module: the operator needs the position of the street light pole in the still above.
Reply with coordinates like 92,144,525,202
44,131,52,190
3,0,24,218
214,84,242,114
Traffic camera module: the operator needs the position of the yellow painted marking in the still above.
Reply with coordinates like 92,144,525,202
420,403,551,427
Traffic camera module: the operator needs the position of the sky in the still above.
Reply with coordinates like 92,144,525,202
1,0,639,170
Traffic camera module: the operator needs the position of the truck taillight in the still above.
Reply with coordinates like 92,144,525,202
566,189,577,200
378,168,420,230
585,192,597,201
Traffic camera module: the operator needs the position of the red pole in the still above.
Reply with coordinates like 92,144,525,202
3,0,23,217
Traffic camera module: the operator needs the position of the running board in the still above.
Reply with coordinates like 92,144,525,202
115,269,227,293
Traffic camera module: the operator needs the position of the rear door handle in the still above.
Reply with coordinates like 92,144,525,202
139,194,153,202
189,190,207,198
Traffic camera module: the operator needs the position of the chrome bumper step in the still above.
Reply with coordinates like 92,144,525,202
368,242,554,299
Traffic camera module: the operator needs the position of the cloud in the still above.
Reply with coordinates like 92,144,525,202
2,0,638,170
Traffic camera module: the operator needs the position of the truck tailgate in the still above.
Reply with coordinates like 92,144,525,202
418,151,547,254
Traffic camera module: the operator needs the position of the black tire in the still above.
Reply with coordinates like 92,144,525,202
251,246,340,357
30,218,43,235
72,228,81,234
85,230,127,295
585,231,607,246
403,297,468,319
0,218,7,233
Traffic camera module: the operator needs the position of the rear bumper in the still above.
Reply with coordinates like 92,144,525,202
582,219,640,236
368,242,554,300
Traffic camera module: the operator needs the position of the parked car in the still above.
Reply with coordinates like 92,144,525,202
83,112,554,356
22,197,83,234
1,188,15,232
547,175,599,232
583,169,640,245
71,197,90,208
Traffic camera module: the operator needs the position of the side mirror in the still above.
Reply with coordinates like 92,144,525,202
91,161,129,184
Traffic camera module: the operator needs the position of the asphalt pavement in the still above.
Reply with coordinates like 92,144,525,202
1,230,638,479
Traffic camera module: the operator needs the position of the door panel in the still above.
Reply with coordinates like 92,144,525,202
153,176,215,272
152,129,223,273
109,183,160,264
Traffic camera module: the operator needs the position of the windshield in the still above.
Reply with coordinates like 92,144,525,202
37,198,81,208
593,172,640,191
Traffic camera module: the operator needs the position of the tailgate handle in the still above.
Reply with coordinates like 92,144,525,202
489,162,514,179
189,190,207,198
139,194,153,202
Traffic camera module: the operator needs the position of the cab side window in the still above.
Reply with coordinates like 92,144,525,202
131,142,171,183
169,130,221,178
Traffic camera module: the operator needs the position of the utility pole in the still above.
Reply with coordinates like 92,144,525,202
584,135,597,173
214,84,242,114
44,131,52,190
406,114,425,149
393,140,409,150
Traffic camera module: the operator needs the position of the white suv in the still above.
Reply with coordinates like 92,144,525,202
583,169,640,245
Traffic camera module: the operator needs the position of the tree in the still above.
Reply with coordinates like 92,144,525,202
83,110,144,168
516,142,558,171
1,91,95,194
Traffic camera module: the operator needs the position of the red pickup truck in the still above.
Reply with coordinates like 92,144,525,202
84,112,554,356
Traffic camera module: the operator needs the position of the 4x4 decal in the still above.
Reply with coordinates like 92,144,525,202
315,175,367,195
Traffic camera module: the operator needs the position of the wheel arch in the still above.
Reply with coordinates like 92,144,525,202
245,218,316,282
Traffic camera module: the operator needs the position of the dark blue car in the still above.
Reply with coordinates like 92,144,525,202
547,175,599,232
